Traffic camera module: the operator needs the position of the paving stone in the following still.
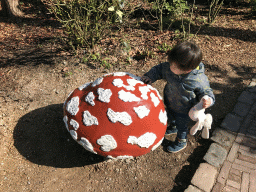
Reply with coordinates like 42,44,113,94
234,159,256,170
248,86,256,93
230,168,242,177
249,103,256,115
238,91,255,105
184,185,203,192
240,114,254,134
235,133,245,144
221,113,243,132
203,143,228,167
242,136,256,148
223,185,240,192
249,170,256,192
211,128,236,147
227,142,240,162
233,102,251,117
232,163,253,173
247,122,256,137
239,148,256,159
217,161,232,184
211,182,224,192
228,172,242,183
191,163,217,192
226,179,241,189
238,153,256,164
241,172,250,192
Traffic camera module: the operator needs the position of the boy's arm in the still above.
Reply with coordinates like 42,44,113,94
142,63,165,84
195,75,215,108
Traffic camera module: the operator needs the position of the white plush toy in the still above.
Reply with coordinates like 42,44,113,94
189,95,213,139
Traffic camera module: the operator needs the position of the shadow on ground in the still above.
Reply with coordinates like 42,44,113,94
171,138,212,191
13,104,105,168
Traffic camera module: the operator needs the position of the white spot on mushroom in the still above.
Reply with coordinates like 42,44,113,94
92,77,103,87
107,108,132,126
118,90,141,102
127,132,157,148
83,110,99,126
97,135,117,152
85,92,95,106
63,115,69,131
112,78,135,91
70,119,79,130
70,130,77,140
151,137,164,151
139,86,150,100
113,72,127,76
150,92,160,107
112,78,123,87
97,88,112,103
133,106,150,119
78,82,91,91
159,110,167,125
116,155,134,159
78,137,97,154
66,96,80,116
127,78,143,87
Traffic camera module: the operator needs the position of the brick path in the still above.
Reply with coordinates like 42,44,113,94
185,76,256,192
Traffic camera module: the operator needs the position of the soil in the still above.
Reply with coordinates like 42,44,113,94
0,1,255,192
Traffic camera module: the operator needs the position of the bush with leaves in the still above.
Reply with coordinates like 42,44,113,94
148,0,189,31
48,0,124,48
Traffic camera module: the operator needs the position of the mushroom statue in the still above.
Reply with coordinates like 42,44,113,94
63,72,167,159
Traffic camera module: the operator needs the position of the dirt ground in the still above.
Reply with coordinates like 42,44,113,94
0,1,256,191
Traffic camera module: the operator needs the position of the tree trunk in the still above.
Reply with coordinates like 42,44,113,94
1,0,24,17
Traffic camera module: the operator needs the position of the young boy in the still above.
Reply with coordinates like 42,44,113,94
141,41,215,153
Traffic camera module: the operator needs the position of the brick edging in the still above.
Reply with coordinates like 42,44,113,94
185,76,256,192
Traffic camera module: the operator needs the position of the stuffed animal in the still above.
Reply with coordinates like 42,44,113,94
188,95,213,139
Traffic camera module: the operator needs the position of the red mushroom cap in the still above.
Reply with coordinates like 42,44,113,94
63,72,167,158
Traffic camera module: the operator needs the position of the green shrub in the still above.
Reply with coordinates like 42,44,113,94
149,0,189,31
48,0,123,48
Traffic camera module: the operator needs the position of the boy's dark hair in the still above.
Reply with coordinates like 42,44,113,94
167,41,202,71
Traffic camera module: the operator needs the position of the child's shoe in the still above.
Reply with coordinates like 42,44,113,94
165,126,178,136
167,138,187,153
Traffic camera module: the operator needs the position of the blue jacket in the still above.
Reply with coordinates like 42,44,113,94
144,62,215,114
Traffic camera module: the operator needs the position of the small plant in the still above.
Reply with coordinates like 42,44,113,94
157,42,172,52
101,59,112,69
208,0,225,24
90,53,100,61
82,56,88,63
64,71,73,77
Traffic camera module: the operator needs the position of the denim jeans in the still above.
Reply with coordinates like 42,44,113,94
166,108,191,140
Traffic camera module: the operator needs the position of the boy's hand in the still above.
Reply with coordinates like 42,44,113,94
141,76,152,85
202,97,211,109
